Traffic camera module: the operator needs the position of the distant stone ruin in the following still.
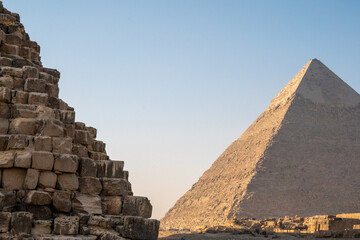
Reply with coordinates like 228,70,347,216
0,2,159,239
162,58,360,230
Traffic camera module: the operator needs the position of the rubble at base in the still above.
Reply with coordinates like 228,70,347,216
0,1,159,239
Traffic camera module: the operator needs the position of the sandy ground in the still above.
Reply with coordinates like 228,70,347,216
158,231,356,240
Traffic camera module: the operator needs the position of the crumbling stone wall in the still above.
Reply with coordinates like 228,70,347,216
0,2,159,239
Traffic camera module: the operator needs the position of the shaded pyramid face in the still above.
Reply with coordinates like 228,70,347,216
161,59,360,230
0,2,159,239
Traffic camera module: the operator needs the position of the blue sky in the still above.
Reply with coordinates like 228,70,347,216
4,0,360,219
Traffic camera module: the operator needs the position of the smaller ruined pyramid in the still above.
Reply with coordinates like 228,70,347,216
161,58,360,230
0,2,159,239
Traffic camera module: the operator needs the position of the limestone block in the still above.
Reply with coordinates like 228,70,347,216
86,126,97,139
0,135,8,150
0,151,14,168
53,216,79,235
14,150,31,168
64,123,75,138
54,154,79,173
28,205,52,220
89,151,108,160
0,190,16,212
2,168,26,190
0,66,23,78
24,78,46,93
0,212,11,233
10,91,27,105
72,193,102,215
34,136,52,151
57,173,79,191
93,140,105,153
60,110,75,123
6,34,21,45
39,72,56,84
36,105,56,119
97,160,124,178
11,212,33,234
38,171,57,188
43,67,60,78
32,220,52,235
52,191,71,213
45,83,59,98
74,130,92,145
10,118,36,135
28,92,48,106
88,215,113,229
0,57,12,67
7,134,27,150
31,151,54,170
52,137,72,154
0,87,10,103
73,144,89,158
0,102,10,118
13,77,25,89
22,66,39,79
1,43,19,55
0,76,14,88
78,158,97,177
23,168,39,190
24,190,51,206
0,192,3,210
120,216,160,240
75,122,86,130
11,107,37,118
38,119,63,137
102,196,122,215
123,196,152,218
101,178,132,196
78,177,102,195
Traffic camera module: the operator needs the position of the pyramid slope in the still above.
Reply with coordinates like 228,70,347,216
161,59,360,230
0,2,159,239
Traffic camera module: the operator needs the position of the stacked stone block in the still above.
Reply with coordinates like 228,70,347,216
0,2,159,239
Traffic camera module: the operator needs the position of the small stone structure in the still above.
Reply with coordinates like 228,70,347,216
0,2,159,239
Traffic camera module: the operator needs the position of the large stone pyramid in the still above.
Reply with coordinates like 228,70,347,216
0,2,159,239
161,58,360,230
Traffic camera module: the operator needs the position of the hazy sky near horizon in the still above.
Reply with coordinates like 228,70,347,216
3,0,360,219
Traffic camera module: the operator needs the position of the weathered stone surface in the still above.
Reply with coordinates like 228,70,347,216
0,87,10,103
78,158,97,177
34,136,52,151
38,171,57,188
57,173,79,191
53,216,79,235
101,178,132,196
52,191,71,213
14,150,31,168
10,118,36,135
38,119,63,137
23,168,39,189
74,130,92,145
31,151,54,170
0,190,16,212
22,66,39,79
11,90,28,104
36,105,56,119
123,196,152,218
0,118,9,134
52,137,72,154
11,212,33,234
72,193,102,215
78,177,102,195
120,216,160,240
1,168,26,190
7,134,27,149
60,110,75,123
97,160,124,178
24,190,51,205
0,102,10,118
0,151,14,168
102,196,122,215
28,205,52,220
0,212,11,233
24,78,46,93
32,220,52,235
28,92,48,106
54,154,78,173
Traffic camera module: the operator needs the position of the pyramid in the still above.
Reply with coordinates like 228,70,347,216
0,2,159,239
161,58,360,230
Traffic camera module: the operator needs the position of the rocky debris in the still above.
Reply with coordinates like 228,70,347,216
161,59,360,230
0,1,159,240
